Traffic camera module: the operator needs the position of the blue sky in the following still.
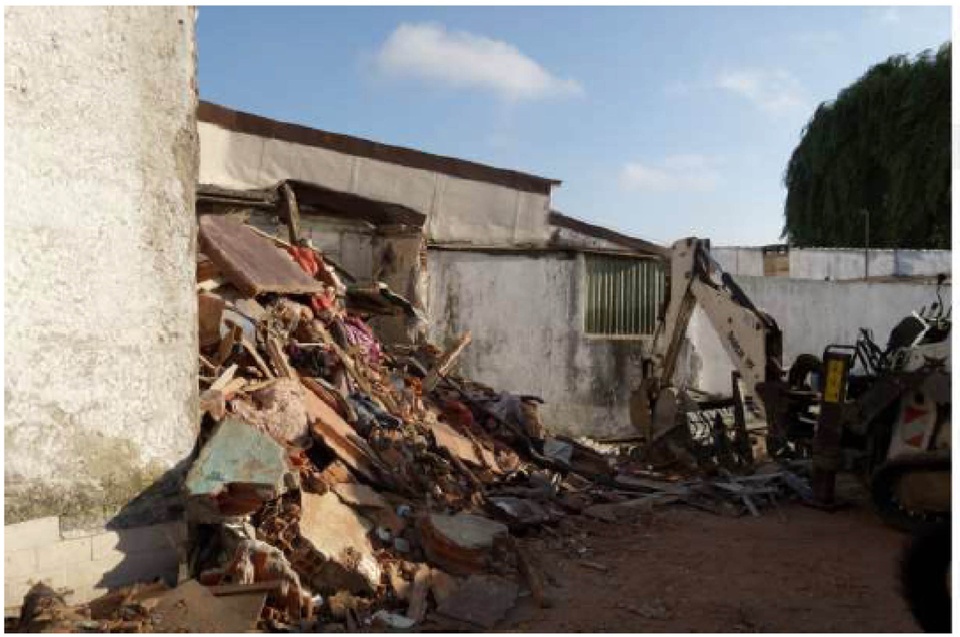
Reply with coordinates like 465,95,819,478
197,6,950,246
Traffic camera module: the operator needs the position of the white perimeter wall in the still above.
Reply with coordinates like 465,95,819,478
789,248,952,280
687,276,952,394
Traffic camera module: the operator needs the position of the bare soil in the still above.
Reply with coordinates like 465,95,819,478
505,495,917,632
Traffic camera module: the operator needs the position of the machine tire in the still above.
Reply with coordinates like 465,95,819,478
870,455,950,533
901,520,951,633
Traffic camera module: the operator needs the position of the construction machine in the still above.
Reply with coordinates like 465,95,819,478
633,238,950,530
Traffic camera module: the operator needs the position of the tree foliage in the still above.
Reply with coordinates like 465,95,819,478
782,44,951,248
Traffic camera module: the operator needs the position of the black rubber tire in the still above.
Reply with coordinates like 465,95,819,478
870,455,950,533
901,520,951,633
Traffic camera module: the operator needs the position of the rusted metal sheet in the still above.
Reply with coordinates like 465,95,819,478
198,215,326,297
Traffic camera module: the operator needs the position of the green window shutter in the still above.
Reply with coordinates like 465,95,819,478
584,255,664,335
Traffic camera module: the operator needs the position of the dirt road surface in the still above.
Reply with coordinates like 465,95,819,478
504,499,918,632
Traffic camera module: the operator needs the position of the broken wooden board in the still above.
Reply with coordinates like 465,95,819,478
430,420,487,469
150,580,263,633
199,215,326,297
302,381,386,485
198,293,225,349
423,332,472,392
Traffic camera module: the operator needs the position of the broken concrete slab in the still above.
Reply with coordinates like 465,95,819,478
298,492,382,594
332,483,406,535
185,418,294,523
199,215,326,297
418,512,508,575
434,574,518,630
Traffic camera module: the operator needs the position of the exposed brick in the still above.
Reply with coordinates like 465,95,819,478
4,548,38,577
4,517,60,552
35,537,92,571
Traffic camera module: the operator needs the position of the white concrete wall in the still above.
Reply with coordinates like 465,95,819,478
687,276,952,394
199,122,553,247
5,0,198,569
426,250,645,440
789,248,951,280
712,247,765,276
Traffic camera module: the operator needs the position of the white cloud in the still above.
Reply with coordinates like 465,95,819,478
714,68,808,115
877,7,901,24
620,154,721,193
373,22,582,101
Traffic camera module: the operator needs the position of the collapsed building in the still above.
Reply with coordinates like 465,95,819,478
196,101,670,441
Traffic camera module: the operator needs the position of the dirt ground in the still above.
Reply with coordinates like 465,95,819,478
504,492,918,632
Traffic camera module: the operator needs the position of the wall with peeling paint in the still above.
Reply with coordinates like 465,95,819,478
425,249,646,440
4,6,199,529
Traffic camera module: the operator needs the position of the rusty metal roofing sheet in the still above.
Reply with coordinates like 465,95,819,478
199,214,326,297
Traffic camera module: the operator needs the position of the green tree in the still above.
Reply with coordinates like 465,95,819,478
783,44,951,248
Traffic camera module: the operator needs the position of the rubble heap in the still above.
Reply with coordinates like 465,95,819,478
13,216,813,633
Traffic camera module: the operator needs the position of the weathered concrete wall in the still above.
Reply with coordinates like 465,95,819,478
789,248,951,280
199,122,553,247
5,7,199,532
688,276,952,394
712,247,765,276
426,250,644,439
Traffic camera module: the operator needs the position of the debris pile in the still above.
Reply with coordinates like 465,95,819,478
13,215,814,632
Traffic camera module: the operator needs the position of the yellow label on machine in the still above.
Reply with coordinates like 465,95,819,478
823,358,846,403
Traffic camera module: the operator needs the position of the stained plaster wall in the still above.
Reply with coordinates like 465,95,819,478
5,7,199,529
426,250,645,440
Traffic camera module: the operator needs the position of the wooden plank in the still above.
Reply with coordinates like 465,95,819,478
198,293,225,349
423,332,472,392
209,364,238,392
198,215,325,297
280,182,302,246
266,336,298,379
240,337,275,379
207,580,283,597
214,321,243,367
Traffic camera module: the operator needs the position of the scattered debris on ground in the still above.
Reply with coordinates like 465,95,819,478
11,217,818,633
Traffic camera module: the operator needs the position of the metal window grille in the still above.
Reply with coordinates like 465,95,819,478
584,255,665,336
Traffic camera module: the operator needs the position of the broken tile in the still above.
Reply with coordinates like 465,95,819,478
418,512,508,575
185,418,294,523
